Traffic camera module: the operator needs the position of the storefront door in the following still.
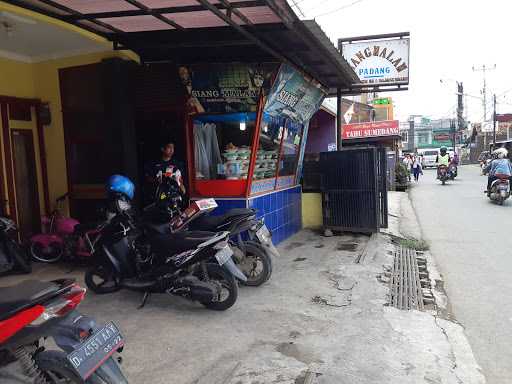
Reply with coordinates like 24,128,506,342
11,129,41,238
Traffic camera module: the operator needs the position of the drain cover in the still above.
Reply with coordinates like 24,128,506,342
389,246,425,310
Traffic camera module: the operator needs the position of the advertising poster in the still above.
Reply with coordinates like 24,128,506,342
178,63,277,115
264,63,327,124
341,38,410,85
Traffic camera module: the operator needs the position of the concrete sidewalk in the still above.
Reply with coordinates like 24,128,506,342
1,192,485,383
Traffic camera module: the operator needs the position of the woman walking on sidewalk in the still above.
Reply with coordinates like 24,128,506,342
412,156,423,182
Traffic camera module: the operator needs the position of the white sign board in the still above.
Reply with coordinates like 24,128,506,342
481,121,494,133
341,38,410,85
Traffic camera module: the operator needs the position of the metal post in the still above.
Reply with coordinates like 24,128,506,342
336,87,343,150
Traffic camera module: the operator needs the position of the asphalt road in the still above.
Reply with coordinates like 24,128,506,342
410,165,512,384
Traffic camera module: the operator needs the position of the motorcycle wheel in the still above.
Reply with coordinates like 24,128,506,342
85,264,121,294
30,241,63,263
442,180,446,185
199,263,238,311
238,242,272,286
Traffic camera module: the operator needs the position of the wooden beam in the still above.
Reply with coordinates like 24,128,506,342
34,0,124,34
123,0,185,30
63,1,265,21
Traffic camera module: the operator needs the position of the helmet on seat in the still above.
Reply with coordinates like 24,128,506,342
106,175,135,200
494,147,508,159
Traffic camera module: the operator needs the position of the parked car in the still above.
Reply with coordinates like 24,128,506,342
419,149,439,168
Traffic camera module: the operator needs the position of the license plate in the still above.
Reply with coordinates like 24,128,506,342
256,225,271,242
215,246,233,266
67,322,124,380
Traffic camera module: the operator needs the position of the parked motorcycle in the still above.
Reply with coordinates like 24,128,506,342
437,165,449,185
0,278,127,383
30,193,99,263
488,175,510,205
85,193,245,311
147,176,275,286
0,216,31,276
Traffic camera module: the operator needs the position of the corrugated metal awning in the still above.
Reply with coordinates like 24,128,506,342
6,0,359,90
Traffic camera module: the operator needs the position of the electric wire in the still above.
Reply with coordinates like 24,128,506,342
312,0,366,18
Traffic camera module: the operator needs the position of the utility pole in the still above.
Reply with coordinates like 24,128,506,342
473,64,496,151
472,64,496,122
493,93,497,150
450,119,456,152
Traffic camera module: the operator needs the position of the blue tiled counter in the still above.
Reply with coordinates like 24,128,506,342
198,185,302,245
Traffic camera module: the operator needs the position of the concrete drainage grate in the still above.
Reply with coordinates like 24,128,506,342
388,246,432,310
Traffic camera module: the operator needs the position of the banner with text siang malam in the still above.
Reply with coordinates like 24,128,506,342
264,63,327,124
342,120,399,139
179,63,277,115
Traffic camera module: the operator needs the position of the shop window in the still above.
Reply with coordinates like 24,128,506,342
193,113,256,181
253,114,282,181
278,119,304,177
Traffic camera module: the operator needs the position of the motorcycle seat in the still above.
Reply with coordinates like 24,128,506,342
150,231,221,255
189,208,256,231
0,280,59,321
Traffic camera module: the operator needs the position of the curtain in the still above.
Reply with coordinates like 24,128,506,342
194,122,222,179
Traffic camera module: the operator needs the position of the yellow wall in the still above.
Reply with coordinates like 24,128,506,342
0,57,35,98
302,192,323,229
0,51,138,215
0,1,139,215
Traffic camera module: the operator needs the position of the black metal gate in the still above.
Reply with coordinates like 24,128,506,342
377,147,389,229
320,147,388,233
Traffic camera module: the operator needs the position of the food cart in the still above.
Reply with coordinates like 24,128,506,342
184,63,327,244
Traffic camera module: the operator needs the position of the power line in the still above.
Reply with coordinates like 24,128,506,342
290,0,306,17
312,0,366,18
300,0,338,14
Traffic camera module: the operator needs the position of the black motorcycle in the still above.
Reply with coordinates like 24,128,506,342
0,216,31,276
147,176,274,286
0,278,127,383
85,196,245,311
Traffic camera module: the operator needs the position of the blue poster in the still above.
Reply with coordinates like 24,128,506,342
264,63,327,124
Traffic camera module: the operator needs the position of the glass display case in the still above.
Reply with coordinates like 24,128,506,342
185,62,327,244
190,113,257,197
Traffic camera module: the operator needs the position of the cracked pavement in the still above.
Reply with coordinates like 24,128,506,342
1,191,485,383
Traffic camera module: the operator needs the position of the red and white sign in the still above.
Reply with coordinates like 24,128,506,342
342,120,399,139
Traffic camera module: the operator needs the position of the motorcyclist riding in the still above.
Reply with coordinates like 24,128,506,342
484,147,512,196
436,146,451,178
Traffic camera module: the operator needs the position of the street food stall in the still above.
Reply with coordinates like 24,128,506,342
184,63,327,244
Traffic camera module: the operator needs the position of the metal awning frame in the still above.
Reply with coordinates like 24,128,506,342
3,0,359,92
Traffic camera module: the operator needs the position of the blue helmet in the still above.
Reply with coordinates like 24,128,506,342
107,175,134,200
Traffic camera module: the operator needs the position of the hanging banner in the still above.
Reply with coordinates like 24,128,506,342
340,37,410,85
342,120,399,139
264,63,327,124
178,63,277,115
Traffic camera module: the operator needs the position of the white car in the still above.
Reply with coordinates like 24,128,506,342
421,149,439,168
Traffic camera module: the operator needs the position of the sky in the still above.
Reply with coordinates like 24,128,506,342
287,0,512,123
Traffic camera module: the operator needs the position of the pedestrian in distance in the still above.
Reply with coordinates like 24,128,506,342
403,154,413,181
412,156,423,182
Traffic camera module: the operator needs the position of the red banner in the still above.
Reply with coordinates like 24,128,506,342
342,120,399,139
